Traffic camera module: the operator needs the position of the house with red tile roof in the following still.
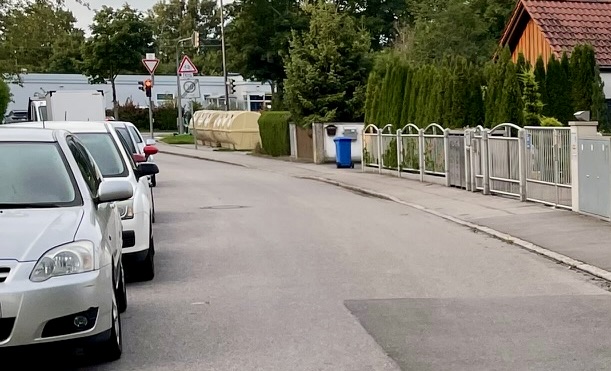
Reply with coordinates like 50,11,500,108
499,0,611,97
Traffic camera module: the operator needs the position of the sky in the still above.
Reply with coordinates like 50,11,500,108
66,0,158,31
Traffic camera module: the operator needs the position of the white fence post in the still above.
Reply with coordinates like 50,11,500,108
418,128,425,182
377,130,382,174
464,129,471,191
396,129,402,178
361,128,365,172
443,128,450,187
518,128,527,201
482,129,490,195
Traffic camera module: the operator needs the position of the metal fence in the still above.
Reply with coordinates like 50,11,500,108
525,127,572,208
362,123,572,209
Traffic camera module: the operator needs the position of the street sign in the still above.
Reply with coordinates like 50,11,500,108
178,55,198,75
181,79,201,99
142,59,159,75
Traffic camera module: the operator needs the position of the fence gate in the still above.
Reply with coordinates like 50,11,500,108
487,123,523,198
448,132,465,188
362,124,380,172
578,138,611,218
525,127,571,208
469,126,486,192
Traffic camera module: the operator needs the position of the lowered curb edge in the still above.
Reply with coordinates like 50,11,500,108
298,175,611,284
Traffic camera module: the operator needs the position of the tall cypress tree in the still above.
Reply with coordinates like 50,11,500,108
467,63,485,127
521,68,544,126
545,55,567,123
400,67,413,128
498,61,524,126
485,47,511,127
592,62,608,129
534,55,548,116
560,52,574,123
570,44,595,112
408,67,422,124
450,56,470,128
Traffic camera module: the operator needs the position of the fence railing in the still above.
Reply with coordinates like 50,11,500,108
362,123,572,209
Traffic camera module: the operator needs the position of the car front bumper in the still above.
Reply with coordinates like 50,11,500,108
0,260,113,348
120,212,149,256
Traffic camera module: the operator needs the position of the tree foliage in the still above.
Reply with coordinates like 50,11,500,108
0,79,10,118
520,68,543,126
81,5,154,118
226,0,307,95
146,0,222,76
284,1,372,125
0,0,84,75
545,54,573,124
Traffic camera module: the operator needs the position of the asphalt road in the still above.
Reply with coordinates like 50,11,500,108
73,154,611,370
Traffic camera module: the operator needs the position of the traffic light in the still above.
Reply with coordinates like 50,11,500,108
138,81,145,92
144,79,152,98
228,79,236,95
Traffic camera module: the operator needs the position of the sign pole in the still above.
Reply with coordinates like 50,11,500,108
149,73,154,140
176,45,183,135
142,54,160,140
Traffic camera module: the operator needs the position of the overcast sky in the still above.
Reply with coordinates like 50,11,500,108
66,0,158,31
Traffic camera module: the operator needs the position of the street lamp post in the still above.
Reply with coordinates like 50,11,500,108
219,0,229,111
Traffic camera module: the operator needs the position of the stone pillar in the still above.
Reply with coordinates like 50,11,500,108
569,121,599,212
312,123,325,164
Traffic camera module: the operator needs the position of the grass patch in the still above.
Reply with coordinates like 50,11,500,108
160,134,195,144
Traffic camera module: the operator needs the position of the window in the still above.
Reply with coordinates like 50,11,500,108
75,133,128,177
115,127,137,154
128,125,143,143
67,136,102,197
115,132,139,171
0,142,80,206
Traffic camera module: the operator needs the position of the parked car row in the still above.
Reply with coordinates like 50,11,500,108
0,120,160,363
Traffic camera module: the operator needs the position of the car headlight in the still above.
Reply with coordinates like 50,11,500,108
117,200,134,220
30,241,95,282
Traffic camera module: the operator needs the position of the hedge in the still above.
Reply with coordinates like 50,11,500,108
258,111,291,156
106,103,177,131
365,44,607,129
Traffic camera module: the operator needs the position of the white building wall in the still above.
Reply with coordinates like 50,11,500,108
6,73,271,113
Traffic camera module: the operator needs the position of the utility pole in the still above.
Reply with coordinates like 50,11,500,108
220,0,229,111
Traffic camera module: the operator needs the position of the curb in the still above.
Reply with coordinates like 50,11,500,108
158,149,250,168
299,175,611,283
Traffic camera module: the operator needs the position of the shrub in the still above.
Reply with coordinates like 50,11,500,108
0,80,10,119
106,101,178,131
258,111,291,156
541,116,563,127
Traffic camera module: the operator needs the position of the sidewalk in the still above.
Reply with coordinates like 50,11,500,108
158,143,611,280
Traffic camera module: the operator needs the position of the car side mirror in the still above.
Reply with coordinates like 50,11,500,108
145,138,156,146
136,162,159,178
132,153,147,163
97,180,133,203
143,145,158,156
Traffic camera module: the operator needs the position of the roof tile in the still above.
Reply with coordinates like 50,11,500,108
523,0,611,65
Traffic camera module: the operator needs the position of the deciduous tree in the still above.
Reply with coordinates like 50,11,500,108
81,5,154,119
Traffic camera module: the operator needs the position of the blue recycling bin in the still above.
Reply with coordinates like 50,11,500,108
333,137,354,168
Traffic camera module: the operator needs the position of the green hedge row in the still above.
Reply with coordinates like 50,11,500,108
365,45,607,129
106,104,177,131
258,111,291,156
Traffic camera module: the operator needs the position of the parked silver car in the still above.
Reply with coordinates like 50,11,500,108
0,127,132,361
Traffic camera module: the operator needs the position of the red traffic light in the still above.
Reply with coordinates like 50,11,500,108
144,79,153,88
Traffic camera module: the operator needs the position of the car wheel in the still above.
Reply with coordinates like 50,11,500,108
95,287,122,361
139,228,155,281
116,265,127,313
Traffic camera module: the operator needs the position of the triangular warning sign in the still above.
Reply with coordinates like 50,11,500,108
178,55,198,74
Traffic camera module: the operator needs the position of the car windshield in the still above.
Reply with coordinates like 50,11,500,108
0,142,79,207
75,133,128,177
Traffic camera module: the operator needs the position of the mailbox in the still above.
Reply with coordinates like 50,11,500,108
343,127,358,141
